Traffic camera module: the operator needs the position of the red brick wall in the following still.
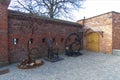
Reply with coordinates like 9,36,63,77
112,12,120,49
0,0,10,66
8,12,82,63
77,12,113,53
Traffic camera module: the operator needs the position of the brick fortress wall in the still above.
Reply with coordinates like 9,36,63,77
8,10,82,63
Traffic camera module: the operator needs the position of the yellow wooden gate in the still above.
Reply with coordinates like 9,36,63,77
86,32,100,52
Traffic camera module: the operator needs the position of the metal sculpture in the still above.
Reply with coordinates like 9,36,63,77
65,32,82,56
44,38,64,62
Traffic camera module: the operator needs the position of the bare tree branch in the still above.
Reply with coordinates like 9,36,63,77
10,0,85,19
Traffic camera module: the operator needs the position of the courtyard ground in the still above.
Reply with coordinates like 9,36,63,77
1,50,120,80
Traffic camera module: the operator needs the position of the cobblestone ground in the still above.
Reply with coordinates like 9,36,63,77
1,50,120,80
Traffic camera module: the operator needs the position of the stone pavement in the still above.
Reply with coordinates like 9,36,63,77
1,50,120,80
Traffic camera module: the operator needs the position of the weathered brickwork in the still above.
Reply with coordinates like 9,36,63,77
0,0,83,66
8,11,82,63
2,0,120,66
77,12,113,53
0,0,11,66
112,12,120,49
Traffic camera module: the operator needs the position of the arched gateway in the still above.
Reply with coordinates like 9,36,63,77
84,26,103,52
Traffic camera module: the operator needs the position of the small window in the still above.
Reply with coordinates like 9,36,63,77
68,38,71,42
42,38,45,43
52,38,55,42
13,38,18,45
61,38,64,42
29,38,33,44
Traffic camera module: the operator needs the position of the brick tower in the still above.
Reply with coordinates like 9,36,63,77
0,0,11,66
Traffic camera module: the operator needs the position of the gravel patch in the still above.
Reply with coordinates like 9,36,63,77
1,50,120,80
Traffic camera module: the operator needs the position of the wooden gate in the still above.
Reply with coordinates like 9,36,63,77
86,32,100,52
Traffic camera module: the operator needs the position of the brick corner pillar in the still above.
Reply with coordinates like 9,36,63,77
0,0,11,66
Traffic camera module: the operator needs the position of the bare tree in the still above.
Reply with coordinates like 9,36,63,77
10,0,85,19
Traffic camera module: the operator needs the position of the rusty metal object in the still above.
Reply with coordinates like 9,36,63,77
17,59,44,69
65,32,82,56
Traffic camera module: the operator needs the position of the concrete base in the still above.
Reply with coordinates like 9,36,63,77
112,49,120,56
44,56,64,62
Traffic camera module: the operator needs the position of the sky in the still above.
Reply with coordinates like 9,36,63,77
73,0,120,21
9,0,120,22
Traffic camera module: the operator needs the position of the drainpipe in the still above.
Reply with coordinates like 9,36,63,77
82,17,85,50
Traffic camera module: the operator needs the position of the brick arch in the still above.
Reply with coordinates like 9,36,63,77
85,29,103,37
